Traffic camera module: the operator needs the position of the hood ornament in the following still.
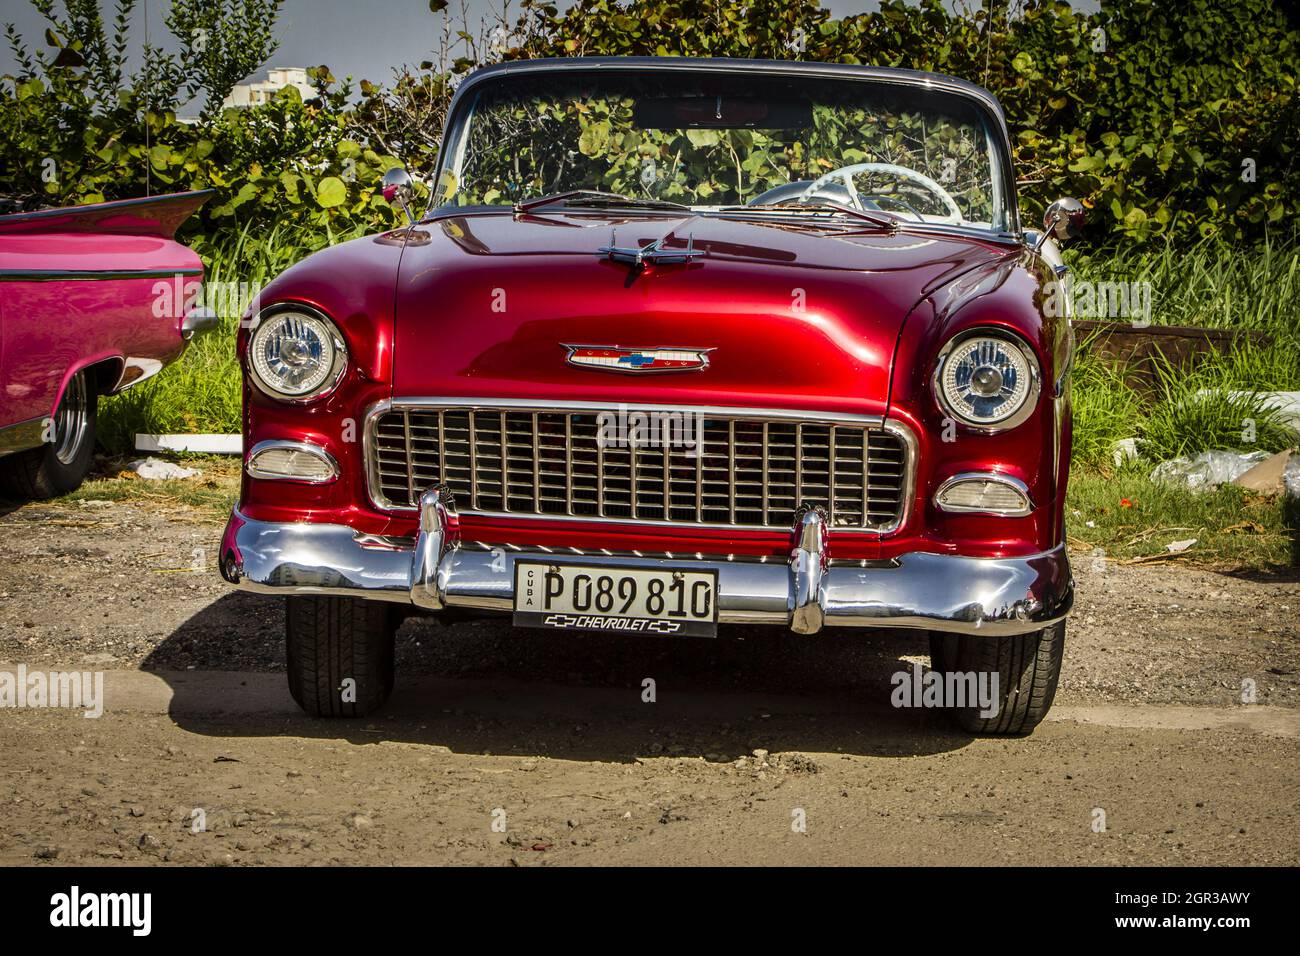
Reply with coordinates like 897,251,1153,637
564,345,714,374
597,229,704,271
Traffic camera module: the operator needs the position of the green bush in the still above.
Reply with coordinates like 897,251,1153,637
3,0,1296,249
0,1,408,245
487,0,1298,246
1067,237,1300,469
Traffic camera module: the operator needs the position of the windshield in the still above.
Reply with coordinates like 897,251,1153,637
435,68,1011,233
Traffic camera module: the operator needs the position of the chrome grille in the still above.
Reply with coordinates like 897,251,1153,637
368,403,909,530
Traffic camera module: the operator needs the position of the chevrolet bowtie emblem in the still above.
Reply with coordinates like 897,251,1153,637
563,345,714,373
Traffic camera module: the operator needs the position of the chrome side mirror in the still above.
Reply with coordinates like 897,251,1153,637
382,167,416,225
1037,197,1084,251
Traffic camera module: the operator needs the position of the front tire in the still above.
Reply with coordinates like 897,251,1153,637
0,370,97,499
285,596,398,717
929,622,1066,735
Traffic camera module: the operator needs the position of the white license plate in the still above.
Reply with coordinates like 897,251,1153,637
513,561,718,637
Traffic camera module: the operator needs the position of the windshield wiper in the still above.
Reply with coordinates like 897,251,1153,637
722,199,896,229
515,190,692,214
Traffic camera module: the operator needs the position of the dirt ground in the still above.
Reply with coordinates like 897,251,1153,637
0,497,1297,866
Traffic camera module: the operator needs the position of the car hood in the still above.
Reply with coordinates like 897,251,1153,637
391,211,1011,417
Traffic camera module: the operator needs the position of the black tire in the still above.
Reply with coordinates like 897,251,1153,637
0,370,98,500
928,622,1066,735
285,596,398,717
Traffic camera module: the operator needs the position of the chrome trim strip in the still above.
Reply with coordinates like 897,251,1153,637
0,268,203,282
362,397,918,535
0,416,46,458
0,189,216,225
220,508,1072,636
363,538,895,567
246,440,341,484
372,395,893,424
934,471,1034,517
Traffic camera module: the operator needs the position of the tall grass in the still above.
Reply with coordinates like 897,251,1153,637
1071,235,1300,333
1069,349,1143,470
1069,238,1300,467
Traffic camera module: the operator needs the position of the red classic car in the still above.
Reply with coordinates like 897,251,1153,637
220,58,1080,733
0,190,215,497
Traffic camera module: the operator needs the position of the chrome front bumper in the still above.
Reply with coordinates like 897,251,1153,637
219,490,1072,636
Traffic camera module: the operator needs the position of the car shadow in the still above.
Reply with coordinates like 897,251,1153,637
145,593,977,760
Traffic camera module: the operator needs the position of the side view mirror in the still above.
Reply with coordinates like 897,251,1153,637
382,167,416,225
1037,197,1085,250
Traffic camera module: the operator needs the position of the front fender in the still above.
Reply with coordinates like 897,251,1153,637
886,250,1071,557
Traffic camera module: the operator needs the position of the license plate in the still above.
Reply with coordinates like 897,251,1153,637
513,561,718,637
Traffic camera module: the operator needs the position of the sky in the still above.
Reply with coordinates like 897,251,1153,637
0,0,1099,111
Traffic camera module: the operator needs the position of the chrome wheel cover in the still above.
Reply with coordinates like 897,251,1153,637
54,372,90,465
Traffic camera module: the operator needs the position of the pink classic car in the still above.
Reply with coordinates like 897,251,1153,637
0,190,214,497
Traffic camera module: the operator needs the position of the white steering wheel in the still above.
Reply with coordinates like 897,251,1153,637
799,162,964,222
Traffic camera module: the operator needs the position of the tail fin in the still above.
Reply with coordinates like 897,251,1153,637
0,189,215,238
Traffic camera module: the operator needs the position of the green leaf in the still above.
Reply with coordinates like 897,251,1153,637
316,176,347,208
685,129,721,147
578,121,611,155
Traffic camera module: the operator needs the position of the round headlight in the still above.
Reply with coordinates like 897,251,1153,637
247,308,347,401
934,331,1040,430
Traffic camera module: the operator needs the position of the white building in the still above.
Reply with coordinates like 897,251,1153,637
222,68,317,108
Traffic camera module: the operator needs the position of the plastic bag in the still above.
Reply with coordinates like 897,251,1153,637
1149,450,1270,491
127,457,202,480
1284,454,1300,500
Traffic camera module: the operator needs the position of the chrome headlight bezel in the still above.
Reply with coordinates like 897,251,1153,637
245,304,348,403
931,329,1042,433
